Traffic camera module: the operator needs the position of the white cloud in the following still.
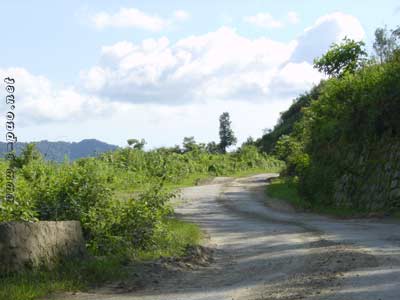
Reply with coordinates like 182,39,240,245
268,62,323,97
82,12,365,105
287,11,300,24
12,12,366,148
290,12,365,63
8,66,291,146
244,13,282,28
0,68,115,124
20,99,293,148
81,26,299,104
91,7,189,31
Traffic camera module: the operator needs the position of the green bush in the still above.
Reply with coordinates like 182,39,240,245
84,184,173,255
0,142,282,256
266,46,400,211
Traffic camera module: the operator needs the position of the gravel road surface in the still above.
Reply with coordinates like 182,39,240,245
57,174,400,300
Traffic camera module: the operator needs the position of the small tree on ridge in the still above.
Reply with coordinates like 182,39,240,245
219,112,237,153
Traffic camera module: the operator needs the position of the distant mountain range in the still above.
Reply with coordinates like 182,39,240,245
0,139,119,162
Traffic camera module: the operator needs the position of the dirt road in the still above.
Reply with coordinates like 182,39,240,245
64,174,400,300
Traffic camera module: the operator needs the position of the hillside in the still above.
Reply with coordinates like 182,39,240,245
0,139,118,162
256,84,323,153
261,36,400,214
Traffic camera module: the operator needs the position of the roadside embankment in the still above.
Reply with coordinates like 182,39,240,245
0,221,86,274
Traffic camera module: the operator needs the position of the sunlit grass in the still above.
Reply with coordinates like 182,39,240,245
230,167,282,178
266,177,305,208
0,257,127,300
163,173,213,190
266,177,365,217
163,166,284,191
138,218,202,260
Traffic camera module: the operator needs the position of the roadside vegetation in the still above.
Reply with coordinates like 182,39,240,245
262,25,400,215
0,257,128,300
266,177,368,217
0,112,283,300
266,177,306,209
4,21,399,300
0,218,202,300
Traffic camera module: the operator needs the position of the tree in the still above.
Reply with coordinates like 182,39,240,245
182,136,197,153
242,136,255,147
12,143,43,168
156,145,182,154
274,135,308,176
262,128,272,135
127,138,146,150
274,135,300,161
313,37,367,78
373,26,400,63
219,112,237,153
206,141,220,154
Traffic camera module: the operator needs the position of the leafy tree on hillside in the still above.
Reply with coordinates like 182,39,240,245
313,37,367,78
274,135,300,162
256,83,324,153
155,146,179,154
127,138,146,150
205,141,220,154
219,112,237,153
373,26,400,63
12,143,43,168
182,136,198,153
241,136,256,148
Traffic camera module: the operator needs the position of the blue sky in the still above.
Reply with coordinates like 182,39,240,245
1,1,399,147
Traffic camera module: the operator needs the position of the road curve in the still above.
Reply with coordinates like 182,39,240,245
60,174,400,300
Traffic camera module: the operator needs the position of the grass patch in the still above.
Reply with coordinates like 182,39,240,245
0,218,202,300
164,166,284,191
266,177,376,218
138,218,202,260
113,166,284,198
266,177,306,208
164,173,214,190
230,167,281,178
311,204,365,218
0,257,127,300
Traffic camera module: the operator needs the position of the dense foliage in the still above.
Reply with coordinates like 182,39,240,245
0,143,283,255
300,50,400,205
256,84,323,153
262,30,400,211
313,37,367,77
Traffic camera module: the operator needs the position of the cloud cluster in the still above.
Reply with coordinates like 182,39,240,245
91,7,189,31
80,26,305,103
0,68,116,124
81,26,320,104
12,11,366,135
290,12,365,63
81,12,364,105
